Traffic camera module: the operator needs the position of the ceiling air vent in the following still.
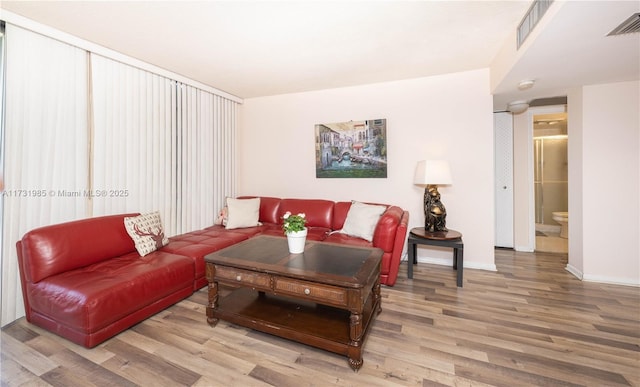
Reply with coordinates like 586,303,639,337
517,0,554,49
608,13,640,36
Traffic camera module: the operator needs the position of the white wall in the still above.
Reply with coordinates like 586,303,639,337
581,80,639,285
511,81,639,286
239,69,496,271
566,87,584,278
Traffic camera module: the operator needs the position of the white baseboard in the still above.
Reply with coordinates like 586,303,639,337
469,262,498,272
582,274,640,287
405,253,637,286
566,264,640,286
416,257,497,272
515,245,534,252
566,264,639,286
417,257,452,266
565,264,583,280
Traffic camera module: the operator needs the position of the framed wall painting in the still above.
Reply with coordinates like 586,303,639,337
315,119,387,178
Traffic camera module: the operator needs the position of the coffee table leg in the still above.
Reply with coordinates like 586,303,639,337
374,280,382,315
207,280,219,327
348,311,363,371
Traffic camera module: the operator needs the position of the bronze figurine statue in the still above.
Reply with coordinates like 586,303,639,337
424,185,447,232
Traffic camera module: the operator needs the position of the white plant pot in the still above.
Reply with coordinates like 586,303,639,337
286,228,307,254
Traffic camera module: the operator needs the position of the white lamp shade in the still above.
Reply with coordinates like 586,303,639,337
413,160,452,186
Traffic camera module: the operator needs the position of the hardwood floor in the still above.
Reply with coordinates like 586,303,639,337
2,249,639,386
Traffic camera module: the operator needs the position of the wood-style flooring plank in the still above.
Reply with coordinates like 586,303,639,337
0,331,58,376
2,248,639,386
41,348,136,387
0,352,52,387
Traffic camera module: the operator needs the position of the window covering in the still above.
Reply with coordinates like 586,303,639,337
0,26,238,326
1,25,88,325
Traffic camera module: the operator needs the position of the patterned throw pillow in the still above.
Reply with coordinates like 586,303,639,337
124,211,169,256
214,206,228,226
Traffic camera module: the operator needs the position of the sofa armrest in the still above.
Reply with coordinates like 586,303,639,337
372,206,403,251
385,210,409,286
371,206,409,286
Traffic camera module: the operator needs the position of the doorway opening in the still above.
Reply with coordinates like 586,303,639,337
533,111,568,253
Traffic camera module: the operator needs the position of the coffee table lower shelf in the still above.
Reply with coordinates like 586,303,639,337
207,287,379,370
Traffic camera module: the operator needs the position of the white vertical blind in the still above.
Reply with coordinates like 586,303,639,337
1,27,239,326
90,54,175,232
195,90,215,229
90,55,238,236
174,84,237,233
1,25,88,325
218,94,238,210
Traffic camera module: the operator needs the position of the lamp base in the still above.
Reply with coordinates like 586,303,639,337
424,185,447,232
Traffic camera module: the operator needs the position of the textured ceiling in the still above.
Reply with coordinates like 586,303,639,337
492,1,640,111
1,1,638,110
0,1,531,99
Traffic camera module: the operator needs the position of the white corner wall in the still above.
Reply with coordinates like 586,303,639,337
566,87,584,279
581,80,639,285
239,69,496,271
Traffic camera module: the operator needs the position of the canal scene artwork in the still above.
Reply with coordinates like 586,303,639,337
315,119,387,178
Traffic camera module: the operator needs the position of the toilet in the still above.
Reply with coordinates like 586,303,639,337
552,212,569,238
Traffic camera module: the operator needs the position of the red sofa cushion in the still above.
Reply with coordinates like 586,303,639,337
20,214,139,283
164,228,254,288
332,201,353,230
278,198,334,229
27,250,193,333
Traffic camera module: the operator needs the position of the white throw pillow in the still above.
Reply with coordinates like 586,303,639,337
225,197,261,229
124,211,170,256
340,201,386,242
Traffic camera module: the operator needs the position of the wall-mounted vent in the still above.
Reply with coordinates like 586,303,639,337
608,13,640,36
517,0,553,49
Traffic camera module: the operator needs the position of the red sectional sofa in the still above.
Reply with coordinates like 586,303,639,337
15,214,195,348
16,196,408,348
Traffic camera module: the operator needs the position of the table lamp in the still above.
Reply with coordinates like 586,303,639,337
413,160,452,232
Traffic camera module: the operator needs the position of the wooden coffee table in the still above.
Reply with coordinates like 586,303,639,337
204,235,382,371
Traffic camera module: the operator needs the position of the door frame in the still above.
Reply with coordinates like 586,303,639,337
494,112,514,248
527,105,567,251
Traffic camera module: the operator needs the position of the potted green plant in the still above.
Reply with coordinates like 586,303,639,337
282,211,307,253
